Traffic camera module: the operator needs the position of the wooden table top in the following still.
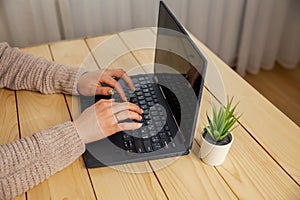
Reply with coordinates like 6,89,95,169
1,28,299,200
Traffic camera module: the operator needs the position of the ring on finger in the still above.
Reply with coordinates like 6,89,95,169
108,89,115,95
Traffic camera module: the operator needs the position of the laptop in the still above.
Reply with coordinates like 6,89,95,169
80,1,207,168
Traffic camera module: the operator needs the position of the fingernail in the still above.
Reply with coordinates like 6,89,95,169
138,123,143,127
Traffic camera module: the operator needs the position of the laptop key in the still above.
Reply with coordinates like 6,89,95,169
124,141,129,149
149,130,156,136
134,139,145,153
122,134,132,141
151,136,160,143
166,131,172,137
140,127,147,134
143,139,153,152
139,100,146,105
153,116,160,121
148,125,155,130
152,142,162,151
128,140,134,148
144,120,151,125
151,111,158,116
161,139,169,148
145,97,153,102
159,132,167,139
155,121,163,127
148,102,154,106
137,96,145,100
141,105,148,110
136,91,143,96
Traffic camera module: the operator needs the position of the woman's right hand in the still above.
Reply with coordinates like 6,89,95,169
74,99,143,144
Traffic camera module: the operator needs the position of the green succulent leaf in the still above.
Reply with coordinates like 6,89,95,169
204,97,240,142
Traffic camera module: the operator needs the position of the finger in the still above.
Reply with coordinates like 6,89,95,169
95,86,113,96
121,73,135,91
107,68,126,77
108,69,135,91
118,122,143,131
102,77,127,101
95,99,115,108
112,102,143,114
116,110,142,122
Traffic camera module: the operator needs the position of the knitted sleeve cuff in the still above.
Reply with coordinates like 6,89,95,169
0,42,88,95
34,121,86,172
0,121,86,199
53,65,88,95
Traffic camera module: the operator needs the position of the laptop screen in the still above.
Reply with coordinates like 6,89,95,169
154,1,207,148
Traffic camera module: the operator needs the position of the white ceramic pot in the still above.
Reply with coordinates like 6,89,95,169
199,131,234,166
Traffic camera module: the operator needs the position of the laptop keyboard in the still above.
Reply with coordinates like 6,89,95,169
112,75,176,153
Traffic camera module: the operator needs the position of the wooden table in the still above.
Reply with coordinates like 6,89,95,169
1,28,299,200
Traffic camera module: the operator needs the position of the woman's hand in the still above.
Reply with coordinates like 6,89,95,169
77,68,134,101
74,99,143,144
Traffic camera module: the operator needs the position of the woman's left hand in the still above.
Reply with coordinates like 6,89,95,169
77,68,134,101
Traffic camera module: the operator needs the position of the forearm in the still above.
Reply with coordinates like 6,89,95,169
0,121,85,200
0,42,86,94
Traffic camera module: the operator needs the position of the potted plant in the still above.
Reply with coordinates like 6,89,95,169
199,97,240,166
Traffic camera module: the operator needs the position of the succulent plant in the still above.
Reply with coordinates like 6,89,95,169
205,97,240,142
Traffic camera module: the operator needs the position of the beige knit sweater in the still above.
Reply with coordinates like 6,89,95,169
0,42,86,200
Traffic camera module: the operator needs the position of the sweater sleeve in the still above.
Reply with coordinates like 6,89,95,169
0,121,86,200
0,42,87,95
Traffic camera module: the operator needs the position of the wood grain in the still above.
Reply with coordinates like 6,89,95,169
0,89,19,145
244,63,300,126
86,35,147,75
51,38,167,199
19,45,96,200
189,33,300,184
195,89,300,199
0,89,25,200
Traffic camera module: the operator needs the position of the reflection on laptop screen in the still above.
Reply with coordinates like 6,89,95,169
154,1,206,148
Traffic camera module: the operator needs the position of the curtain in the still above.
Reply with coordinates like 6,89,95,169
0,0,299,76
0,0,61,47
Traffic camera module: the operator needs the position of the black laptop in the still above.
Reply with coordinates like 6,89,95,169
80,1,207,168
